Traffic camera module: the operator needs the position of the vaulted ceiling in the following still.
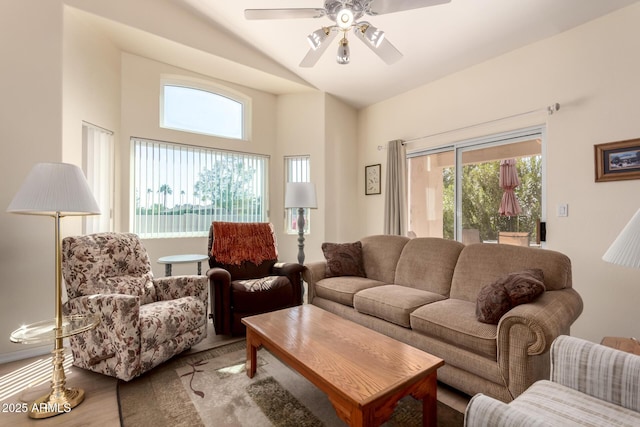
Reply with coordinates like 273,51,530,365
79,0,640,109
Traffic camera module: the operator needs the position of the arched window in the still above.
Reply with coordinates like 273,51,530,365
160,77,250,140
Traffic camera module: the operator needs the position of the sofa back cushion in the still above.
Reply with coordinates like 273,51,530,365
360,235,410,283
210,258,276,281
394,238,465,296
450,243,572,302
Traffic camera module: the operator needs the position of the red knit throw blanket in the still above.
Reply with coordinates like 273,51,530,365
211,222,277,266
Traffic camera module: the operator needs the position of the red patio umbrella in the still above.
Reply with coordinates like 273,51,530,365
498,158,522,217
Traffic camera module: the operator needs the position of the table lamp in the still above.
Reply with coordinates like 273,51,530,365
7,162,100,418
284,182,317,265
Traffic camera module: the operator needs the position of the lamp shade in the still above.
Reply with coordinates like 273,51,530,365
603,208,640,269
363,24,385,48
307,28,328,50
284,182,317,209
7,162,100,216
337,37,350,65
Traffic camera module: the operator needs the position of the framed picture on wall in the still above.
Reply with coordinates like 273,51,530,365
365,164,381,195
595,138,640,182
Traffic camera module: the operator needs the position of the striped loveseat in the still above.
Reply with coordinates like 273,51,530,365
464,335,640,426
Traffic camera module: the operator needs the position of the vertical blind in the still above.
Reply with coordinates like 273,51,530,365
83,122,114,233
132,137,269,238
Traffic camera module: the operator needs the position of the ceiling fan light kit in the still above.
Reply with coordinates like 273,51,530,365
308,27,330,50
337,37,351,64
361,23,385,48
336,8,355,29
245,0,451,67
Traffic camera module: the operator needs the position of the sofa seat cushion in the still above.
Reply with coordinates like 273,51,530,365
315,277,385,306
354,285,446,327
139,297,207,347
510,380,640,426
231,277,293,312
234,275,288,292
410,299,497,359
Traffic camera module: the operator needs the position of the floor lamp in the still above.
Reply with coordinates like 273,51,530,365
7,162,100,418
284,182,317,265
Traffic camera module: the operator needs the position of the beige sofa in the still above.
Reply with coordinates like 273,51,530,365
304,235,583,402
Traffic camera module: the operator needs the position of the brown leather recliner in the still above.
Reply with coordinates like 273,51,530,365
207,221,304,336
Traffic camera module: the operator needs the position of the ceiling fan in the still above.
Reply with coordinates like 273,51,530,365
245,0,451,67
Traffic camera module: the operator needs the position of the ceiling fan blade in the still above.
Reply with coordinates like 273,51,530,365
245,8,326,20
367,0,450,15
353,28,403,65
299,30,338,68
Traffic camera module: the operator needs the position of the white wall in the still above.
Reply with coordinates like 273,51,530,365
62,6,122,233
275,93,326,263
274,93,359,264
0,1,124,361
357,3,640,343
324,94,359,244
0,1,65,359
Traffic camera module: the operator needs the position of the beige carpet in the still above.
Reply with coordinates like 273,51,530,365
118,341,464,426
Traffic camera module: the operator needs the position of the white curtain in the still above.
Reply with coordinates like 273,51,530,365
383,140,407,236
83,122,114,233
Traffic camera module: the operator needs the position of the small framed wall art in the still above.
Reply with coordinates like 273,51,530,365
365,164,381,195
595,138,640,182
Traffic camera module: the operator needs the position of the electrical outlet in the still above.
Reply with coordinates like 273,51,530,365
557,204,568,217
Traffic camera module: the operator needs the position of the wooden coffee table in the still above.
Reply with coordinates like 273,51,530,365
242,305,444,427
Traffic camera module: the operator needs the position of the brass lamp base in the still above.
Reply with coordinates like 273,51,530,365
27,344,85,419
28,387,85,419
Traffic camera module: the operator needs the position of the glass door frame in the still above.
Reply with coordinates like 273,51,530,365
407,125,546,244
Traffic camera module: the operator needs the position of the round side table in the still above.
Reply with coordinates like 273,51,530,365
157,254,208,276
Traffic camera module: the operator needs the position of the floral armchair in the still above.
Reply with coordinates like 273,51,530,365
61,232,208,381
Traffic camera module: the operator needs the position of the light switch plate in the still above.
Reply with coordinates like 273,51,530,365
557,204,568,217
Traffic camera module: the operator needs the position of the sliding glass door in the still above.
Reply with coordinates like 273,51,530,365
408,127,544,245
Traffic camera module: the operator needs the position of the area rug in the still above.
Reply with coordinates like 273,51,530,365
118,341,464,427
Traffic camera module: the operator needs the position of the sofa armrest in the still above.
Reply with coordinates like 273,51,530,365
154,275,208,306
207,266,231,283
499,288,583,355
207,267,232,335
272,262,305,304
464,394,552,427
64,294,142,380
302,261,327,303
496,288,583,398
550,335,640,412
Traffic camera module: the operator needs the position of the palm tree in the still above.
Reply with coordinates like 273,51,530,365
158,184,172,209
146,188,153,213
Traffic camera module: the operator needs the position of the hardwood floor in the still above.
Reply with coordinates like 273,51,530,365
0,322,470,427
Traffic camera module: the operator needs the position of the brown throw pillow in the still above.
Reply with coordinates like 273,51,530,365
322,241,365,278
476,269,545,324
